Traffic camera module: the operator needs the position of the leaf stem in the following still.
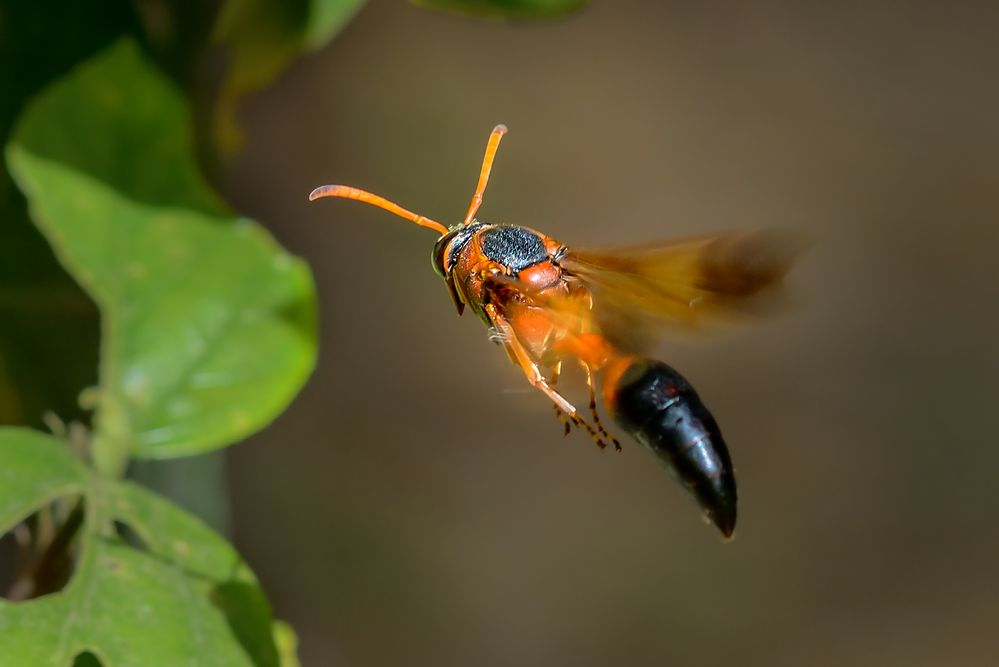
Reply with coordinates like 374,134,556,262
91,394,132,479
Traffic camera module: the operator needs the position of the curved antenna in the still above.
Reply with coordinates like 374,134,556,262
463,124,508,226
309,184,448,236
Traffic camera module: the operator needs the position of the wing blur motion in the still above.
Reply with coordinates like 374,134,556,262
558,229,804,348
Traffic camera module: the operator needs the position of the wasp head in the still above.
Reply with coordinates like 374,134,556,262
431,223,485,279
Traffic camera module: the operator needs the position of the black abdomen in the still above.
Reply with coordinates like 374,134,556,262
609,359,737,538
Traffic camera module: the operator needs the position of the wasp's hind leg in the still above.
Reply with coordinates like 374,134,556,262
551,362,614,450
554,361,617,452
581,361,621,451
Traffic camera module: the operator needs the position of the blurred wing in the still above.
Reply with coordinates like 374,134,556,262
558,229,803,349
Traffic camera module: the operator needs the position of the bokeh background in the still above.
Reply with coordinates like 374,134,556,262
197,2,998,665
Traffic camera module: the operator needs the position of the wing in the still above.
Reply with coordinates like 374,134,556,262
557,229,804,350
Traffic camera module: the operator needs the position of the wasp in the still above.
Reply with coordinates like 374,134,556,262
310,125,799,538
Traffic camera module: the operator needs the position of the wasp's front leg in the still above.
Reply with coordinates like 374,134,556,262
485,304,613,450
484,303,578,416
549,361,572,437
485,303,578,416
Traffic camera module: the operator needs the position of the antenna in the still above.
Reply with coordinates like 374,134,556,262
463,124,508,226
308,184,448,236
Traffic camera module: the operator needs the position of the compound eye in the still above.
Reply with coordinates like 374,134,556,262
431,235,450,278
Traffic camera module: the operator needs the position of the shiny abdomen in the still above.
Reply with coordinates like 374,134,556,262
608,358,738,537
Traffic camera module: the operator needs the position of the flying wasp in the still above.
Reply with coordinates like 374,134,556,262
310,125,799,538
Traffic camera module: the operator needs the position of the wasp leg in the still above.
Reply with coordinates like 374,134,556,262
550,362,572,437
551,368,607,448
485,304,576,414
581,361,621,451
485,304,610,450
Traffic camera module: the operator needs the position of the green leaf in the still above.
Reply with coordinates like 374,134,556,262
0,428,88,534
6,40,317,463
213,0,365,153
0,428,282,667
305,0,367,48
272,620,302,667
0,537,277,667
412,0,587,20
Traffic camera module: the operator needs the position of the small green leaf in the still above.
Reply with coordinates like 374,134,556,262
305,0,367,48
213,0,365,153
0,428,87,533
412,0,587,20
6,40,317,462
0,429,283,666
272,620,302,667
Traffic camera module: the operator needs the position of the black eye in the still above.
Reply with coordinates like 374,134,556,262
431,235,451,277
431,223,481,278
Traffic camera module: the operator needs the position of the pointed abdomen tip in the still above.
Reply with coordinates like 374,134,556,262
715,511,736,540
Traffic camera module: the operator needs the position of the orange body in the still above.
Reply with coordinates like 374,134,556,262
430,216,623,441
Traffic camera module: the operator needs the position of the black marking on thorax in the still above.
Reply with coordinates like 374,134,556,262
479,225,547,272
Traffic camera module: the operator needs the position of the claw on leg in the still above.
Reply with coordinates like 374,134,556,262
555,406,572,437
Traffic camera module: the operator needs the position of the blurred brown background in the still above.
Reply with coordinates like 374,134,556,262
223,2,999,665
